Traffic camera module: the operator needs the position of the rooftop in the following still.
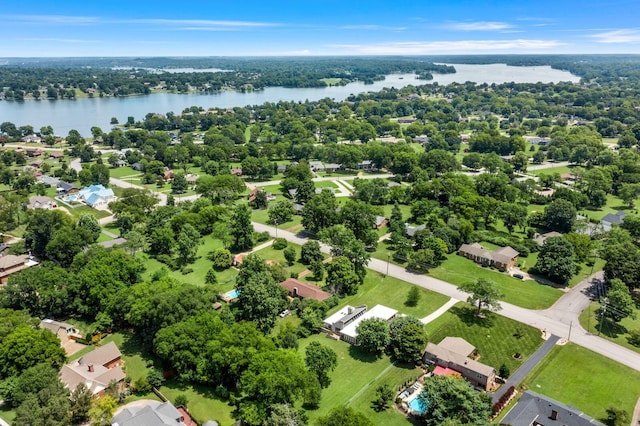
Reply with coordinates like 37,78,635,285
501,390,605,426
341,304,398,339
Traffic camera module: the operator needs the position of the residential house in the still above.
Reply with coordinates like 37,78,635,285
279,278,331,302
57,181,78,194
336,304,398,345
277,164,288,174
0,254,38,285
533,231,563,246
423,337,496,391
357,160,375,171
501,390,605,426
162,167,175,181
309,161,325,172
78,184,116,209
113,159,127,168
21,134,42,143
398,117,417,124
373,216,389,230
112,400,195,426
25,148,43,157
48,152,64,160
405,223,427,238
131,162,144,171
59,341,126,396
39,319,82,343
323,305,367,333
413,135,430,144
230,167,243,176
29,159,44,168
38,175,60,187
458,243,519,271
248,187,263,203
324,163,341,172
601,211,626,231
185,174,199,185
27,195,57,210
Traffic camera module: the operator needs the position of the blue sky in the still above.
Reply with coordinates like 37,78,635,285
2,0,640,56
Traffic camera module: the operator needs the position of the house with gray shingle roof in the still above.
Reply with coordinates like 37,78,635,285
501,390,604,426
111,400,187,426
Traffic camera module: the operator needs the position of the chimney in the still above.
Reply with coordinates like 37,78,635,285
88,363,94,373
550,410,558,421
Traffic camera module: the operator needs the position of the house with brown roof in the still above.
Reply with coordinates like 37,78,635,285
49,152,64,160
59,341,126,397
458,243,519,271
423,337,496,391
0,254,37,285
279,278,331,301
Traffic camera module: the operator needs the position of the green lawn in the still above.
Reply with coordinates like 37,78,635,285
159,381,236,426
140,235,237,291
327,271,451,320
529,165,572,177
298,334,419,425
579,193,637,222
109,166,141,178
426,304,543,374
522,343,640,422
429,254,563,309
579,301,640,353
253,242,318,276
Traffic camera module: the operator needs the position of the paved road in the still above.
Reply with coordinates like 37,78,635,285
490,335,560,403
248,173,395,187
252,222,640,374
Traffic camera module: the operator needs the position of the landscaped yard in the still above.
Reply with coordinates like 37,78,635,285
428,254,563,309
298,334,419,426
522,343,640,422
579,300,640,353
426,304,544,374
159,381,236,426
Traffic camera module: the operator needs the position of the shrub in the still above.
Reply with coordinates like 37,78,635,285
156,254,178,270
273,238,288,250
255,231,271,242
499,363,510,379
290,272,299,278
180,267,193,275
284,246,296,265
133,376,151,394
174,394,188,407
208,248,232,270
628,329,640,347
147,369,165,388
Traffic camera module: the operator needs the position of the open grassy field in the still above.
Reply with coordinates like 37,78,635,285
426,304,544,374
428,254,563,309
328,271,451,320
298,334,419,425
521,343,640,422
579,300,640,353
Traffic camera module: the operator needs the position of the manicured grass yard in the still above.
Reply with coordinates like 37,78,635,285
429,254,562,309
298,334,420,425
426,304,543,374
579,300,640,353
328,271,451,319
522,343,640,422
159,381,236,426
253,242,318,275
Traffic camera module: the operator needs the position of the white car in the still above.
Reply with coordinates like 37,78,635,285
279,309,290,318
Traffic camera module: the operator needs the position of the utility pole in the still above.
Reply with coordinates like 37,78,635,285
598,297,609,336
568,320,572,342
386,253,390,276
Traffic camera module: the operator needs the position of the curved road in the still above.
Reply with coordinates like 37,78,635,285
252,222,640,373
94,166,640,373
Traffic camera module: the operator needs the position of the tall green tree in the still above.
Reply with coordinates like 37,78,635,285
356,318,390,355
389,315,428,364
419,375,492,426
534,236,579,284
0,327,66,379
457,278,502,316
305,342,338,388
230,204,254,251
315,406,374,426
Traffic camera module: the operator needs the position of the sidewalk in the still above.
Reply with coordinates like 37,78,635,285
420,298,459,324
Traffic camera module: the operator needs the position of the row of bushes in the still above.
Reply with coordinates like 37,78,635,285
471,230,539,257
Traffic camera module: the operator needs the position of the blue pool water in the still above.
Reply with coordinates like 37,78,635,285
225,288,240,299
407,395,427,413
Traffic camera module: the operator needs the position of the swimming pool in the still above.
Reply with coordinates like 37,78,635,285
407,395,427,414
225,288,240,299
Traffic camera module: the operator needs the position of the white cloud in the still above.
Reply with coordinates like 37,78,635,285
119,18,279,28
444,21,513,31
17,37,98,43
591,29,640,43
341,25,406,31
3,14,97,24
326,39,563,55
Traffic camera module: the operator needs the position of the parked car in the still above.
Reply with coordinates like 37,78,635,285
513,273,524,280
279,309,290,318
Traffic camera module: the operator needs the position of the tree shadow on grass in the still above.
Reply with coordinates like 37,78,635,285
348,345,382,363
449,305,495,328
599,318,628,339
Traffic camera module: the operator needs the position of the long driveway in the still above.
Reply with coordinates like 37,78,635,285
251,222,640,373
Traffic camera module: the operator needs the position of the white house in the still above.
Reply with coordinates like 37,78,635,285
338,304,398,345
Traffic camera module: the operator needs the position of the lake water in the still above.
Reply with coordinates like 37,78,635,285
0,64,579,136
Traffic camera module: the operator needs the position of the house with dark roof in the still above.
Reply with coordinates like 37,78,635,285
57,181,78,194
423,337,496,391
60,341,126,397
601,211,626,231
279,278,331,301
501,390,604,426
111,400,192,426
458,243,519,271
